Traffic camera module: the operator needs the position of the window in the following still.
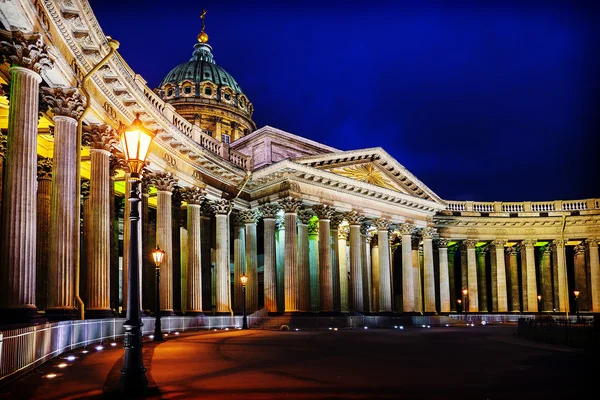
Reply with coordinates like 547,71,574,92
224,92,231,101
167,88,173,97
222,133,231,144
204,87,212,96
204,130,213,137
184,86,192,94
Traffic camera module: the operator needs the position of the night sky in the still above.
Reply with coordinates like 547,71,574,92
89,0,599,202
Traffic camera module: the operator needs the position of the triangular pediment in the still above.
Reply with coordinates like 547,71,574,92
293,147,443,203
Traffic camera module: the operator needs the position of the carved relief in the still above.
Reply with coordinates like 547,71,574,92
163,153,177,168
41,87,84,119
82,124,117,151
279,181,300,193
0,31,53,73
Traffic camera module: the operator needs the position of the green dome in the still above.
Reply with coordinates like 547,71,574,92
159,43,244,95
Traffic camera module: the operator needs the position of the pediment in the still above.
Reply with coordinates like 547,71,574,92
326,162,407,194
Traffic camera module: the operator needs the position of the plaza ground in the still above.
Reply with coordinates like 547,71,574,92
0,323,593,399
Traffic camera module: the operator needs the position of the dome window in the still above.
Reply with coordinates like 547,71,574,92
204,87,212,96
224,92,231,101
221,133,231,144
184,86,192,95
167,88,174,97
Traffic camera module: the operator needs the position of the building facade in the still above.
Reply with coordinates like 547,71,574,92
0,0,598,323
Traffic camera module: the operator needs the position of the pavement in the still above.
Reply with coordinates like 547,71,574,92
0,324,594,399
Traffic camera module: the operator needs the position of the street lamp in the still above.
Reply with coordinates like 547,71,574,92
457,299,462,314
462,289,468,314
119,113,155,395
152,246,166,342
241,274,249,329
574,290,580,321
537,295,542,317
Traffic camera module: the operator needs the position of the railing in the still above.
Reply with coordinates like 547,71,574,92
446,202,466,212
502,203,524,212
229,149,250,170
444,198,599,213
531,202,554,212
472,203,494,212
0,310,267,385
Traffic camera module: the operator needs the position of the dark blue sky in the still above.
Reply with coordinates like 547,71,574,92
89,0,599,202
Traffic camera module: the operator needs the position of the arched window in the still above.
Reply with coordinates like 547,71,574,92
204,87,212,96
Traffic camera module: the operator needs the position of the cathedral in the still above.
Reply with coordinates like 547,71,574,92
0,0,598,325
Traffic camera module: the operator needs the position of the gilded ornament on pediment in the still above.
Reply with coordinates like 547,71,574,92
330,163,398,192
0,31,53,73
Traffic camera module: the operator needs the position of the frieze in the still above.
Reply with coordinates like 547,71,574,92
163,152,177,168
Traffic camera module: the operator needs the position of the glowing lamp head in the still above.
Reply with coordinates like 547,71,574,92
574,290,580,298
537,295,542,301
462,289,468,296
152,245,166,266
457,299,462,304
119,113,155,176
240,274,249,285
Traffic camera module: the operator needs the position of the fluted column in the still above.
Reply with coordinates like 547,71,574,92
281,197,302,312
242,209,260,313
463,239,479,312
538,245,553,312
476,246,488,312
150,172,178,313
330,214,344,312
313,205,335,312
140,175,153,313
200,202,214,312
297,209,314,312
180,187,205,314
36,157,52,311
492,240,508,312
448,245,457,312
361,224,372,313
276,216,285,312
489,244,498,312
0,130,5,213
212,199,231,314
573,244,588,311
522,239,538,312
552,239,569,312
412,236,422,312
81,181,91,309
308,219,320,311
371,235,380,312
338,226,349,312
421,228,436,313
436,239,450,312
586,239,599,312
261,204,280,313
347,212,364,312
399,223,415,312
505,246,520,312
374,218,392,312
44,87,84,318
82,124,117,316
233,213,246,313
0,32,52,320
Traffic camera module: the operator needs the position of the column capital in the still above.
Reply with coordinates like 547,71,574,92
585,238,599,248
109,150,128,176
200,200,214,216
149,171,178,192
308,219,319,235
521,239,537,248
180,186,205,205
374,218,390,231
0,31,53,73
552,238,567,248
420,227,436,239
313,204,335,219
330,213,344,230
81,179,90,200
260,203,281,219
505,246,518,256
240,209,260,224
345,211,363,226
297,209,314,225
475,246,488,256
276,215,285,230
0,130,6,157
41,87,84,120
212,198,231,215
462,239,478,249
574,244,586,255
398,222,415,236
82,124,118,152
37,156,52,180
280,196,302,213
435,238,450,248
539,245,552,255
360,222,372,235
338,225,349,240
492,239,507,248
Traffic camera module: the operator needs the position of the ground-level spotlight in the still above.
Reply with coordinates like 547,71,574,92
81,350,89,354
334,328,338,331
445,324,449,327
95,345,104,351
44,373,57,379
427,325,431,328
225,328,229,331
422,325,426,328
364,327,368,330
175,332,180,335
149,335,154,339
295,328,299,331
394,325,398,329
481,321,487,326
471,323,475,327
57,363,67,368
66,355,76,362
400,326,404,330
111,342,117,347
329,327,332,330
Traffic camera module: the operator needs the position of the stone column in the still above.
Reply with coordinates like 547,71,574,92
0,130,5,212
36,157,53,311
492,240,508,312
338,225,349,312
489,244,498,312
371,234,380,312
330,214,344,312
436,239,450,312
313,204,335,312
411,236,422,313
276,216,285,312
281,197,302,312
242,209,260,313
232,213,246,313
505,246,520,312
522,239,538,312
82,124,117,317
573,244,589,311
347,212,364,312
261,204,280,313
552,239,569,312
0,31,52,320
149,172,178,314
374,218,392,312
421,227,436,313
518,244,528,311
462,239,479,312
399,223,415,312
180,187,205,314
297,209,314,312
81,180,91,308
212,199,231,314
539,245,553,312
43,87,84,319
585,239,599,312
200,202,214,312
448,245,457,311
308,219,320,311
476,246,488,312
140,175,153,313
361,224,372,313
171,190,184,314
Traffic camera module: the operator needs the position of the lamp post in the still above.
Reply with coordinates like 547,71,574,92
152,246,166,341
241,274,249,329
462,289,468,314
537,295,542,317
574,290,580,322
119,114,155,395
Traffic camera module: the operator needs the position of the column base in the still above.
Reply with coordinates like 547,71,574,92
45,307,79,321
85,309,118,319
0,306,43,325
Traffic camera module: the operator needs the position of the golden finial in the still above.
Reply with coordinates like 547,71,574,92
198,9,209,43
